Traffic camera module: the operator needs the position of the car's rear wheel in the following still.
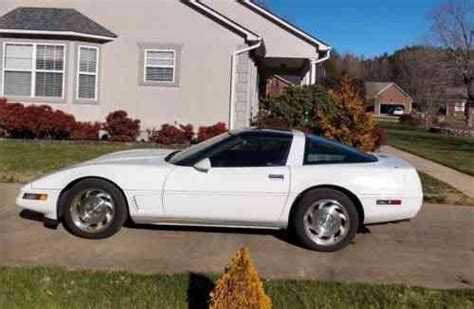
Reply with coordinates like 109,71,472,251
61,179,128,239
291,188,359,252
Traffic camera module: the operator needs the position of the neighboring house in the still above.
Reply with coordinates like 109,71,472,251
365,82,413,115
444,87,466,116
265,74,299,98
0,0,330,132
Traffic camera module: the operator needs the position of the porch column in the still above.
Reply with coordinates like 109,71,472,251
309,58,317,85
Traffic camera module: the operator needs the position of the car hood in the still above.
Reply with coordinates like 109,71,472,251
28,148,178,190
84,148,176,166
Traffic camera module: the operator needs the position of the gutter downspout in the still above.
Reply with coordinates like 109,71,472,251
310,48,331,84
229,39,263,129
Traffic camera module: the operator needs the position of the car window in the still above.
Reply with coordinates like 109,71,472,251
166,133,231,166
304,135,377,165
209,134,292,168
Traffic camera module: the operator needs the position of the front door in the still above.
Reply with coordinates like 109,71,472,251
163,132,293,224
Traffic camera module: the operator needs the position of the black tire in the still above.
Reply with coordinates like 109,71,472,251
291,188,359,252
61,179,128,239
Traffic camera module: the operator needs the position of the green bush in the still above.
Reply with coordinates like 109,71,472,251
256,85,333,132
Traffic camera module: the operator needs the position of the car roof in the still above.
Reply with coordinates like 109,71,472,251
230,127,297,138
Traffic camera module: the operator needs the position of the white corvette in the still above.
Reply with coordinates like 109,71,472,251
17,129,423,252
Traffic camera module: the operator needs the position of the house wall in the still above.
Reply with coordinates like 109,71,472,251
1,0,247,131
374,84,413,115
204,0,319,59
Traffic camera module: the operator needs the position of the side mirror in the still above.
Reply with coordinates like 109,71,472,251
193,158,211,173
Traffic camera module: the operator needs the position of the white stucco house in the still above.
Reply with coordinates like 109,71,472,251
0,0,330,131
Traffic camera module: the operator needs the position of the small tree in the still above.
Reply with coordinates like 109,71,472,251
209,247,271,309
320,75,378,152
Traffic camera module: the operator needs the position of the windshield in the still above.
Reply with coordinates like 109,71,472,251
166,132,231,165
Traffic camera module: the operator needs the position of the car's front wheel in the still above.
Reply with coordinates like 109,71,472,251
292,188,359,252
61,179,128,239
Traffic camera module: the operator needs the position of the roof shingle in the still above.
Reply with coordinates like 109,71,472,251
0,7,117,39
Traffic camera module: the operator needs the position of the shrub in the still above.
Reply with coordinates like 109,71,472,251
399,114,422,126
209,247,271,309
320,75,378,152
371,124,387,150
153,123,194,145
256,85,334,130
103,110,140,142
0,100,75,139
257,76,381,151
71,122,102,141
197,122,227,142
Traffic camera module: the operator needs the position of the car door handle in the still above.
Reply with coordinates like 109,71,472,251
268,174,284,180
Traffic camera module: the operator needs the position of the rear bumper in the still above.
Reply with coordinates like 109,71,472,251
362,196,423,224
16,184,61,220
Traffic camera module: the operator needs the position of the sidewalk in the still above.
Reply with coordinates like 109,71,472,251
381,145,474,198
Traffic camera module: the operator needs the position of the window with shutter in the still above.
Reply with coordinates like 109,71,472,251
144,50,175,82
77,46,99,100
2,43,65,98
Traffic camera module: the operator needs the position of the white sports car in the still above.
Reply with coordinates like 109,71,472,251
17,129,423,252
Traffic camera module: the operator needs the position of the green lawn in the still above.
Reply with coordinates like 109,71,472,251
379,122,474,176
419,172,474,206
0,140,156,183
0,267,472,309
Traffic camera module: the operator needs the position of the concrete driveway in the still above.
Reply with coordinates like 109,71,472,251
1,183,473,289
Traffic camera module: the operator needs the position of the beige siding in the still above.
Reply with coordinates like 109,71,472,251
0,0,246,130
204,0,319,58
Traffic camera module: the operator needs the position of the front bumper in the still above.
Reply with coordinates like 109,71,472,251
16,184,61,220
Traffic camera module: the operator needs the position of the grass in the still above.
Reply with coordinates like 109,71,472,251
0,267,473,309
379,122,474,176
0,139,156,183
419,171,474,206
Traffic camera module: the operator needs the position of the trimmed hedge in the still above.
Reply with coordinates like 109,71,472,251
0,99,131,141
197,122,227,142
103,110,141,142
153,123,194,145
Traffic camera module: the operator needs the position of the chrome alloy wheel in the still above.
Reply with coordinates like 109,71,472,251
70,189,115,233
303,199,350,246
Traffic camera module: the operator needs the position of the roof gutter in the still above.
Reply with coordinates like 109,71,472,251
315,48,331,65
0,29,116,41
229,39,263,129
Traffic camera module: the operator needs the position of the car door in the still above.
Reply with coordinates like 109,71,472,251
163,132,292,224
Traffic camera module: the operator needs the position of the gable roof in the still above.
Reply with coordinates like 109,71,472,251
186,0,260,42
365,82,413,101
0,7,117,40
238,0,330,51
365,82,392,99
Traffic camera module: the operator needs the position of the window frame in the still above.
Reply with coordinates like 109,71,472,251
1,41,66,99
76,45,99,101
143,48,176,84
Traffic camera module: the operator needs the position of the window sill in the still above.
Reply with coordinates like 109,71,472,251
2,95,66,104
139,80,180,88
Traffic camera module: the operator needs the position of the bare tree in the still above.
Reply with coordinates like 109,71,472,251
392,47,452,119
430,0,474,127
